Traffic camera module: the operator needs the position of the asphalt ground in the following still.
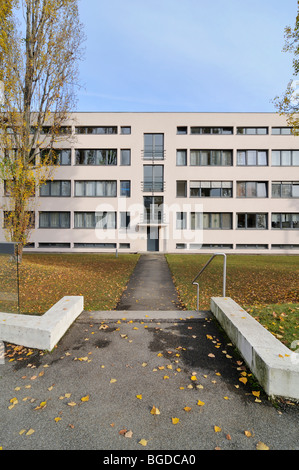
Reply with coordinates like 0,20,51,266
0,254,298,454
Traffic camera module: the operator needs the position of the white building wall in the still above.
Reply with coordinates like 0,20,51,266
1,112,298,254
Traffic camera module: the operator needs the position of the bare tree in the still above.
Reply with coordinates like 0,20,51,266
0,0,85,259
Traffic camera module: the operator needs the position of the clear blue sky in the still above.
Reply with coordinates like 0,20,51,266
77,0,298,112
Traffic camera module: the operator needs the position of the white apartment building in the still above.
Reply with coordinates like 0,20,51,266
2,112,299,254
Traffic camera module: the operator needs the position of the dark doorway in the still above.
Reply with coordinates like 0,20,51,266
147,226,159,251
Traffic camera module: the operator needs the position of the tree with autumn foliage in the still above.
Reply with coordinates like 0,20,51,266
0,0,85,259
274,1,299,133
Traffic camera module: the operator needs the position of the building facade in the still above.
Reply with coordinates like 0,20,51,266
2,112,299,254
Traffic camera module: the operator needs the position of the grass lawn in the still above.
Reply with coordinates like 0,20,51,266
166,254,299,349
0,253,139,315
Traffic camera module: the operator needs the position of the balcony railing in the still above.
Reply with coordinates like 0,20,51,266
141,181,165,192
142,149,165,160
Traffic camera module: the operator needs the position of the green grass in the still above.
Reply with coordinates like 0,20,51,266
166,254,299,349
0,253,139,315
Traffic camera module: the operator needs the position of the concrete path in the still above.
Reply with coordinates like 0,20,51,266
0,253,298,452
116,254,182,311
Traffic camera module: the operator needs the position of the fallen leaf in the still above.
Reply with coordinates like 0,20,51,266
183,406,191,412
81,395,89,402
208,353,215,358
136,394,142,400
67,402,77,407
190,375,197,381
214,426,222,433
172,417,180,425
226,434,232,440
150,405,160,415
197,400,205,407
26,429,35,436
125,430,133,438
54,417,61,423
139,439,148,446
244,430,252,437
252,391,260,398
239,377,247,384
256,441,269,450
110,379,117,384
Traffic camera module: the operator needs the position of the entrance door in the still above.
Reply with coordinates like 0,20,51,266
147,226,159,252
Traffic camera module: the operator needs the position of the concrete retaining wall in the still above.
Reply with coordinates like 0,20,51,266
0,296,84,351
211,297,299,401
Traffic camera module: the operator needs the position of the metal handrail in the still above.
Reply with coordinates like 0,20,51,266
192,253,227,311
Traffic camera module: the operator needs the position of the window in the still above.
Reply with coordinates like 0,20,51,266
143,196,163,223
4,211,35,229
190,127,233,135
75,126,117,134
237,213,267,229
143,165,164,192
74,243,117,248
237,127,268,135
176,212,187,229
271,213,299,229
120,180,131,197
176,149,187,166
191,213,232,229
144,134,164,160
190,150,232,166
40,149,71,165
176,181,187,197
272,150,299,166
120,149,131,165
120,212,130,229
75,181,117,197
272,182,299,198
40,181,71,197
190,181,232,198
237,150,268,166
177,126,187,134
272,127,292,135
39,212,70,228
38,243,70,248
236,182,268,198
74,212,116,229
75,149,117,165
121,126,131,134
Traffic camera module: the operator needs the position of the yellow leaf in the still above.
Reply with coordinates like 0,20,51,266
163,375,169,380
54,417,61,422
190,375,197,381
110,378,117,383
19,429,26,435
157,353,163,357
139,439,148,446
150,405,160,415
252,391,260,398
26,429,35,436
10,397,18,404
244,430,252,437
256,441,269,450
239,377,247,384
67,402,76,407
197,400,205,406
183,406,191,412
34,401,47,410
136,394,142,400
81,395,89,402
214,426,222,433
172,417,180,424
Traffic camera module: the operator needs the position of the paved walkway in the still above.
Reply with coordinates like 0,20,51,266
116,254,182,311
0,254,298,452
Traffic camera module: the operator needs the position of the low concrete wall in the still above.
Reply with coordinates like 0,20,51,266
0,296,84,351
211,297,299,401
